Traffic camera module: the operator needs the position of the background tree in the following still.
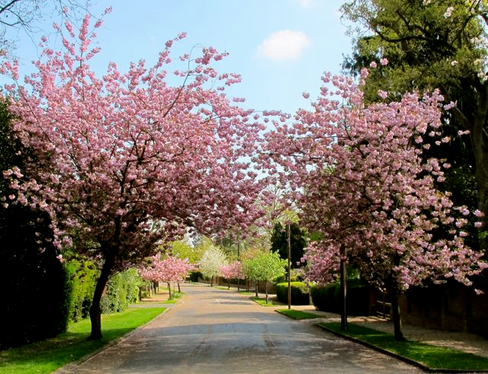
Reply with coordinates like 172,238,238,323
139,254,194,299
341,0,488,233
1,14,265,339
270,222,306,270
0,0,95,52
199,246,228,286
170,239,204,265
242,251,286,303
264,71,487,339
220,260,244,289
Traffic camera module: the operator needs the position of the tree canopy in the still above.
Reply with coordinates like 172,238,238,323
264,70,487,339
341,0,488,229
1,14,265,339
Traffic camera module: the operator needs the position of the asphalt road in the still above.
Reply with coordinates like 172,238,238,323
64,284,422,374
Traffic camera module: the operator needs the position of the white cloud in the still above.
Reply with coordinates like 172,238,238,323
297,0,312,6
257,30,311,61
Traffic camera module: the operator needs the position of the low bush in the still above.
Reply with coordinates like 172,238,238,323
0,228,71,349
65,258,98,322
311,279,371,316
275,282,310,305
189,271,202,282
100,268,142,314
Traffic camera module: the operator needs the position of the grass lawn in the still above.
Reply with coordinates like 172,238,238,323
0,307,165,374
238,291,254,295
250,296,283,307
276,309,322,320
318,322,488,371
162,291,184,304
215,286,231,291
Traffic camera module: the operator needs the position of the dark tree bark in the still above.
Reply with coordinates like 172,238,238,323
390,290,404,341
265,281,269,304
88,253,114,340
167,282,172,300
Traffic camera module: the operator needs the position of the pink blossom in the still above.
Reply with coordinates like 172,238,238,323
474,209,484,217
263,70,486,304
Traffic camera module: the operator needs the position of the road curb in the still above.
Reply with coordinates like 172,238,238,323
315,324,488,374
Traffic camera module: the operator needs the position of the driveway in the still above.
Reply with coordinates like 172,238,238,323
63,284,422,374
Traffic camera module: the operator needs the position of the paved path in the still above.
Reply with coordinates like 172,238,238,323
64,284,422,374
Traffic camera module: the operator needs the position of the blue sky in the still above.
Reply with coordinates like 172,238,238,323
11,0,352,115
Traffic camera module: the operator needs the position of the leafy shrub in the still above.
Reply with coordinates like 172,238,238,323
276,282,310,305
101,268,143,314
0,240,71,349
65,258,98,322
189,271,202,282
311,279,371,316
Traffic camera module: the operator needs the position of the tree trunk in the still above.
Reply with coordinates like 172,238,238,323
340,257,348,331
167,282,172,300
265,281,269,304
255,281,259,298
210,276,214,287
177,282,181,293
237,278,240,291
391,290,404,340
287,223,292,310
88,254,114,340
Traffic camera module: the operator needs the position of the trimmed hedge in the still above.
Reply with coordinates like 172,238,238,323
311,280,371,316
189,271,202,282
100,268,142,314
276,282,310,305
65,259,98,322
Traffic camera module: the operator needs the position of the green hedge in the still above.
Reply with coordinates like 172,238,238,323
100,268,142,314
0,230,71,349
311,280,371,316
189,271,202,282
275,282,310,305
65,259,98,322
67,261,143,319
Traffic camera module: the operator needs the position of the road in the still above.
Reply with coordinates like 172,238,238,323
64,284,422,374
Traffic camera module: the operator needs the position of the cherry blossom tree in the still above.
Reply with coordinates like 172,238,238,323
265,70,487,339
1,14,265,339
199,245,228,286
139,254,194,299
220,260,244,289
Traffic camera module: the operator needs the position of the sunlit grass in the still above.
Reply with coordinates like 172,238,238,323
0,307,165,374
250,297,283,307
276,309,321,320
318,322,488,371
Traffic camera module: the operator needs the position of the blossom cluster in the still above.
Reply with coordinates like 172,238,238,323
139,254,194,283
264,71,487,291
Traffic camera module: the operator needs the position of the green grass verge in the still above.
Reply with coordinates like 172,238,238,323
0,307,165,374
162,291,184,304
318,322,488,371
250,297,283,307
238,291,254,295
276,309,322,320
